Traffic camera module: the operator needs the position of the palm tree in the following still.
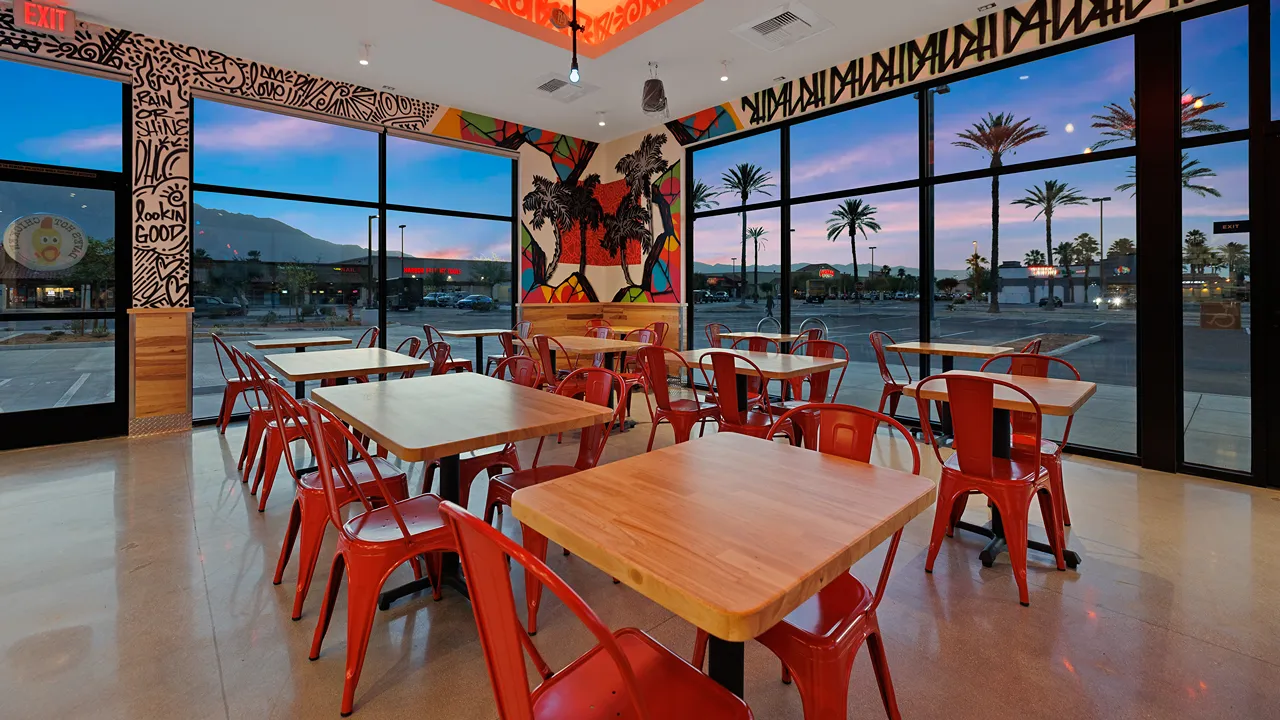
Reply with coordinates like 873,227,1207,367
746,226,768,302
1024,249,1046,266
1108,237,1136,257
614,134,669,280
825,198,880,304
721,163,775,306
1184,229,1216,274
522,175,572,278
1073,233,1100,303
1090,90,1227,150
1115,152,1223,198
565,174,604,277
954,112,1048,312
966,252,989,297
1054,240,1076,303
1218,241,1249,285
1011,179,1088,311
691,179,720,212
601,193,649,285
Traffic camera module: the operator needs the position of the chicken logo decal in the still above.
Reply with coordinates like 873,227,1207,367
3,213,87,272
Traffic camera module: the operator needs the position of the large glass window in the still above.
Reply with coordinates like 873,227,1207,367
692,130,781,211
0,59,123,172
1182,6,1249,134
932,38,1134,175
691,208,782,344
790,96,918,197
387,135,512,215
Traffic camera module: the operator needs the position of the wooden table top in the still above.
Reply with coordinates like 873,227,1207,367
436,328,510,338
720,331,804,343
263,347,428,382
513,433,936,642
903,370,1096,416
885,341,1014,358
311,372,615,461
551,335,652,355
681,348,848,380
247,336,353,350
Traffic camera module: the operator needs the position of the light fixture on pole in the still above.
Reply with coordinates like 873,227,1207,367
549,2,584,84
398,224,407,278
720,61,729,82
869,246,877,270
358,44,371,66
366,214,377,308
1092,196,1111,307
596,111,606,127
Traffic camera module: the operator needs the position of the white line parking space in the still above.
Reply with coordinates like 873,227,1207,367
938,330,973,338
1089,322,1108,329
1027,320,1050,326
54,373,91,408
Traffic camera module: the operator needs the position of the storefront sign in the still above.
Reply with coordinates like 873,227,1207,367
13,1,77,38
1213,220,1250,234
3,213,87,272
818,268,836,278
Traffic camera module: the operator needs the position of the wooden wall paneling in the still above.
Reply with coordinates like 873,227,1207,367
128,308,193,434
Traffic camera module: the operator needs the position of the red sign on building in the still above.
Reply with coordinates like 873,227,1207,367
818,268,836,278
14,1,76,38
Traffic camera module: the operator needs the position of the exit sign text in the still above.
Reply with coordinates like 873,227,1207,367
14,1,77,38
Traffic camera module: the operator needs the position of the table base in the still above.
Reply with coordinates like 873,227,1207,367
953,516,1082,572
707,636,745,698
378,453,470,610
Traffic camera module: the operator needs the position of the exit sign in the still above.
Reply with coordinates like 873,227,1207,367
14,1,77,38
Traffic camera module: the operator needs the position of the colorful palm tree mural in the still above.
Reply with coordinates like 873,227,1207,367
954,112,1048,313
825,198,880,304
522,175,571,279
746,226,768,302
614,134,669,283
720,163,774,307
602,192,649,285
1012,179,1087,311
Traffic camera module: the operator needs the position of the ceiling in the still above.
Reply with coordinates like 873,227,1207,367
70,0,1014,142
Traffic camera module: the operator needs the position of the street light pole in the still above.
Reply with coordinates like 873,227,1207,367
366,214,377,308
398,224,407,278
1092,197,1111,308
731,258,737,298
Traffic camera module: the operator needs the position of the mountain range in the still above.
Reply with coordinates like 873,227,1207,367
691,261,968,279
193,204,395,263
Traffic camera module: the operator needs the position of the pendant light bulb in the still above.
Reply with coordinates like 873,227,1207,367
569,58,580,84
597,112,606,127
358,44,370,66
720,61,729,82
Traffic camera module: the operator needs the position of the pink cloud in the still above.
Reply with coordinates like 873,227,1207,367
23,125,122,153
791,132,918,186
196,115,336,152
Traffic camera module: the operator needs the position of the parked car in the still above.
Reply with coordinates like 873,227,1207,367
1038,295,1064,308
423,292,446,307
712,291,729,302
456,294,495,310
693,289,712,303
193,295,244,318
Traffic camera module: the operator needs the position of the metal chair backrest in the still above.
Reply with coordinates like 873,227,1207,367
426,341,456,376
796,327,823,345
497,331,518,360
980,352,1080,446
255,363,314,482
1019,338,1043,354
229,346,269,408
438,501,650,720
636,345,691,413
624,328,657,345
585,318,612,330
394,336,423,378
730,335,779,353
770,402,919,612
585,326,611,339
306,401,415,543
532,334,576,380
493,355,541,389
788,339,849,403
869,330,911,386
211,334,242,383
357,326,380,348
705,322,730,348
553,367,626,471
798,317,829,340
698,350,773,425
756,316,782,333
645,321,669,346
915,374,1044,480
513,321,532,339
422,324,444,346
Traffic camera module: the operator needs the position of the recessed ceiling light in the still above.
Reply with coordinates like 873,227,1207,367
979,3,996,11
358,44,371,66
773,75,786,83
597,111,606,127
720,61,729,82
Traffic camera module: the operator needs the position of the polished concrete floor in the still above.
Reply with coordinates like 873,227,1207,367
2,397,1278,719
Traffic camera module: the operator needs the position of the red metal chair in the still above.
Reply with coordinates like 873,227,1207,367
264,379,410,621
693,403,917,719
231,346,275,482
1019,338,1043,354
211,334,252,433
705,322,730,348
485,330,520,375
980,352,1081,527
305,400,456,717
617,327,657,421
438,501,753,720
869,331,913,419
915,374,1066,606
698,350,791,441
423,356,540,506
584,326,613,368
239,354,313,510
585,318,612,330
514,320,533,339
646,321,670,347
532,334,580,390
795,327,823,347
483,367,626,634
638,346,719,451
392,336,423,379
771,340,850,444
724,335,779,401
422,323,444,346
426,340,471,376
321,327,380,387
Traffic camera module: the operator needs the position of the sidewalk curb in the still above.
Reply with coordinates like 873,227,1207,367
1047,335,1102,356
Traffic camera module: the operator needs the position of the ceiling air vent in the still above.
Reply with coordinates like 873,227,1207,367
733,2,834,52
532,73,599,104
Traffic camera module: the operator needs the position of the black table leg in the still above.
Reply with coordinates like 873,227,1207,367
377,454,468,610
707,636,745,698
293,346,307,398
953,407,1081,570
475,336,485,374
735,374,750,412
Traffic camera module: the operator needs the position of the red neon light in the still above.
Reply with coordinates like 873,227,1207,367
818,268,836,278
15,1,76,37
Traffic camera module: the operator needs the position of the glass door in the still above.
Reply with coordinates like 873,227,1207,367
0,167,128,449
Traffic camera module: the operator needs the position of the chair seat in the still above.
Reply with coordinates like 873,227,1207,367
726,409,778,429
492,465,578,493
942,452,1046,484
770,571,872,641
1013,436,1061,458
342,493,447,543
533,628,751,719
299,456,405,492
668,398,719,415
